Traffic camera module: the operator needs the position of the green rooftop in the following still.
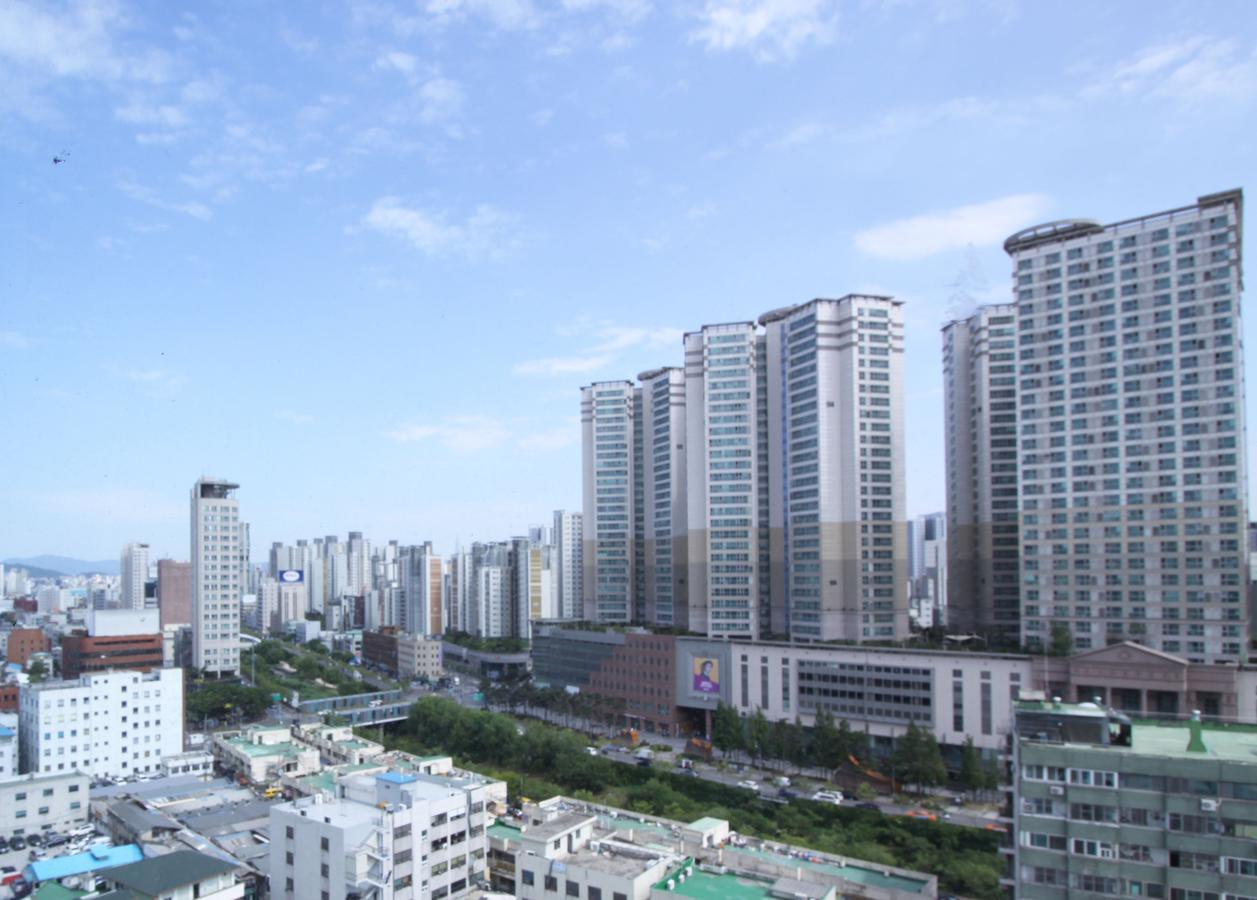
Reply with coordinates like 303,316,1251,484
687,817,725,832
488,822,523,841
226,737,306,758
725,847,930,894
654,867,771,900
1130,722,1257,763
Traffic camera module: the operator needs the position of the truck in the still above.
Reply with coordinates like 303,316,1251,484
634,748,654,767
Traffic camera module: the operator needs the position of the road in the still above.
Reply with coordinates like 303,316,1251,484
445,685,1003,831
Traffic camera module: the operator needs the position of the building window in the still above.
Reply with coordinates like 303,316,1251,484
545,875,559,892
285,879,293,893
566,881,581,897
521,870,534,886
952,677,964,731
980,682,993,736
320,864,329,877
589,889,602,900
320,837,329,851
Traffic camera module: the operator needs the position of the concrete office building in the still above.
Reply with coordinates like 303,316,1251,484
19,667,184,779
156,559,193,627
120,542,150,611
761,297,908,641
553,510,583,620
581,380,640,624
1011,697,1257,900
638,367,689,629
1007,190,1247,661
191,477,244,677
61,608,163,678
0,771,89,838
0,716,16,781
944,303,1022,640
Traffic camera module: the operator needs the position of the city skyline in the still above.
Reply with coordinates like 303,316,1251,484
2,2,1256,560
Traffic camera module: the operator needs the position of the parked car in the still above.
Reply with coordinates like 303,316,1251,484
44,833,68,848
0,838,8,853
584,747,599,757
736,780,759,792
811,790,843,805
777,787,800,799
10,836,26,851
25,833,43,847
904,809,938,822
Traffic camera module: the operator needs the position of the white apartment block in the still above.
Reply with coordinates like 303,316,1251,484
18,668,184,779
638,368,688,629
553,510,583,620
1007,189,1247,662
400,543,443,638
120,542,150,611
270,768,492,900
762,296,908,641
581,380,639,624
0,771,89,837
192,477,243,676
944,304,1022,640
683,322,769,639
0,718,16,781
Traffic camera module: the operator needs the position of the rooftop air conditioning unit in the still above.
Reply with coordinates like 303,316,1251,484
1201,799,1219,812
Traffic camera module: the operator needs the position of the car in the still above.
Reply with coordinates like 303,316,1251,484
44,833,68,848
811,791,843,805
0,839,8,853
904,809,938,822
1,866,15,875
736,780,759,791
10,837,26,851
25,833,42,847
584,747,599,757
777,787,800,799
11,877,32,899
855,802,880,811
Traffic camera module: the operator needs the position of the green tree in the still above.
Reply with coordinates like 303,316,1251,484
1049,621,1073,656
27,658,48,683
812,707,841,774
891,723,947,794
785,716,810,772
959,737,983,795
711,702,744,760
746,708,771,765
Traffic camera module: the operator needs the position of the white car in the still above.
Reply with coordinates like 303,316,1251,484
736,780,760,791
811,790,843,805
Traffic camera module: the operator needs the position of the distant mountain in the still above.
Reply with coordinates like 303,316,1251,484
3,555,120,576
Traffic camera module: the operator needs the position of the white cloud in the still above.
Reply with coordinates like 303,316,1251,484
387,415,510,451
419,77,464,123
514,321,682,377
513,355,612,376
275,409,315,425
424,0,540,30
1080,35,1257,103
517,423,580,450
359,197,519,259
114,100,188,128
0,330,34,349
690,0,837,62
118,180,212,220
0,0,171,82
854,193,1052,261
374,50,420,76
561,0,652,22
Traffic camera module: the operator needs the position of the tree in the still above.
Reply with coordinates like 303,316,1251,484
959,737,983,795
711,702,744,760
892,723,947,794
27,658,48,683
785,716,810,773
746,708,771,765
812,707,841,775
1049,621,1073,657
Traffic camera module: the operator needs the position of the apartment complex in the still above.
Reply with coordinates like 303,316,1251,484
156,559,193,627
554,509,584,620
18,667,184,779
120,542,150,611
946,190,1247,662
1011,697,1257,900
582,296,908,642
191,477,245,677
944,304,1020,638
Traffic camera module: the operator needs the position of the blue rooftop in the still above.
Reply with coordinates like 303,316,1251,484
0,726,15,738
376,771,418,784
25,844,144,883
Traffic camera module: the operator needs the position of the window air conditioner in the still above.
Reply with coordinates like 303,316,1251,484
1200,799,1219,812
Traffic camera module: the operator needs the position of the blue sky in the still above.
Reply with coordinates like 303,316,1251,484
1,0,1255,561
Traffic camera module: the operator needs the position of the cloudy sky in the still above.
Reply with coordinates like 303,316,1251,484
1,0,1255,561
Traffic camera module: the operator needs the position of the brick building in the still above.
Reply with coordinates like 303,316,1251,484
5,628,50,667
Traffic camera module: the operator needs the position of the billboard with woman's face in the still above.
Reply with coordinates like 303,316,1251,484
692,657,719,694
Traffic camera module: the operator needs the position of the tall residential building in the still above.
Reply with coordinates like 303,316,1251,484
683,321,768,639
944,304,1022,640
1007,190,1246,661
581,380,639,624
638,368,689,628
156,559,192,627
19,668,184,779
119,542,150,611
761,297,908,641
399,542,442,637
191,477,243,677
552,510,583,620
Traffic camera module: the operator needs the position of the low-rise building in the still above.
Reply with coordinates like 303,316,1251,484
294,721,386,765
491,797,936,900
363,627,401,674
270,762,500,900
398,633,443,681
61,610,164,678
210,724,320,785
18,667,184,779
1011,696,1257,899
161,750,215,780
5,627,50,667
94,848,246,900
0,770,89,837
